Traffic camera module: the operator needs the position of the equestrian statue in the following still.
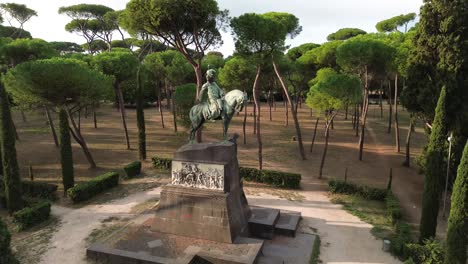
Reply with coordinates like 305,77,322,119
189,69,248,142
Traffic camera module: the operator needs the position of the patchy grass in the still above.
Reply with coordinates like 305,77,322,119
12,216,60,264
309,235,321,264
20,127,51,134
329,193,393,240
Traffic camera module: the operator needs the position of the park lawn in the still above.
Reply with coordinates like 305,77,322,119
329,193,394,240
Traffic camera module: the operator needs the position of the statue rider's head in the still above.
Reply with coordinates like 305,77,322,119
206,69,216,83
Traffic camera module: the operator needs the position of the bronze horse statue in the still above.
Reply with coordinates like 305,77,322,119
189,89,248,141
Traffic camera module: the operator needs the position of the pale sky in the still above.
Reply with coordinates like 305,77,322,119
1,0,423,56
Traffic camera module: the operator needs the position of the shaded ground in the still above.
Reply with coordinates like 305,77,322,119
6,101,441,263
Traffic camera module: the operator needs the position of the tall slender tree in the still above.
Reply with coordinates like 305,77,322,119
0,3,37,38
444,140,468,264
419,86,448,241
0,80,23,212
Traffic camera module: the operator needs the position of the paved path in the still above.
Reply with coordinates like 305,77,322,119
40,188,161,264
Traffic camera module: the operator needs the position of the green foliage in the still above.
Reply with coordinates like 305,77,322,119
287,42,320,61
444,140,468,264
151,156,172,170
0,25,31,39
21,181,58,200
419,87,448,241
239,167,301,189
59,109,74,194
386,192,403,225
59,4,113,18
376,13,416,33
81,39,108,54
92,51,138,84
306,68,361,113
174,83,196,127
218,56,256,92
12,200,51,231
67,172,119,203
327,28,366,41
336,37,395,76
406,239,445,264
389,221,413,259
0,38,58,67
0,81,23,212
309,234,321,264
202,53,225,73
0,3,37,30
0,218,19,264
124,161,142,179
49,41,83,54
298,40,342,69
328,180,387,201
3,57,112,107
144,50,193,87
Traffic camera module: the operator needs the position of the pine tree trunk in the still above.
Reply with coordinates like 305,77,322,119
403,116,414,167
310,117,319,153
0,83,23,212
157,94,165,128
243,100,247,144
273,61,306,160
394,74,400,152
136,65,146,160
66,107,96,169
355,103,360,137
165,83,171,110
21,111,27,123
269,89,272,121
379,88,383,118
93,104,98,129
253,66,262,170
285,97,289,126
358,68,370,161
345,103,348,120
319,115,336,179
172,94,178,133
59,108,74,195
116,83,130,149
44,106,59,147
387,81,393,134
253,103,257,135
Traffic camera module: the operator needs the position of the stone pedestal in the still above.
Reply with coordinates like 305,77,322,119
150,140,251,243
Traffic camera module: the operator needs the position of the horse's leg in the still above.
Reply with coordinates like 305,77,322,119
223,114,231,140
190,117,205,142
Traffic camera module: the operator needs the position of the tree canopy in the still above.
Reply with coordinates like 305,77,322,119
218,56,256,92
327,28,367,41
3,58,111,106
376,13,416,33
0,38,58,68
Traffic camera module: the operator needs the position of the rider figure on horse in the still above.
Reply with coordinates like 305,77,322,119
200,69,225,120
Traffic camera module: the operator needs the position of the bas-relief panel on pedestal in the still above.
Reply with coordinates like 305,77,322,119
172,161,224,190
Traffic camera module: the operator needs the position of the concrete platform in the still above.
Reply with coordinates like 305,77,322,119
87,216,263,264
258,233,317,264
248,206,280,240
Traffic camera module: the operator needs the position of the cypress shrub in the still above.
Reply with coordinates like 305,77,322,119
12,200,51,231
0,81,23,212
124,161,142,179
59,108,74,194
0,218,19,264
419,87,448,241
67,172,119,203
444,140,468,264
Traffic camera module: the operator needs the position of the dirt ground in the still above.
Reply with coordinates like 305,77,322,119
6,101,447,263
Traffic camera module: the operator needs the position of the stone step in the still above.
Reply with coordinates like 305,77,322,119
248,206,280,240
274,210,301,237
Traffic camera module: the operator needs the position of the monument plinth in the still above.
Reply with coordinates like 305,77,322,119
150,140,251,243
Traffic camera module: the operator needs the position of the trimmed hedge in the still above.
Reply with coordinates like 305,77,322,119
67,172,119,203
124,161,142,179
21,181,58,200
240,167,301,189
12,200,51,231
152,156,172,170
328,180,387,201
386,191,403,225
0,219,19,264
